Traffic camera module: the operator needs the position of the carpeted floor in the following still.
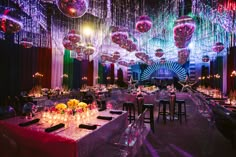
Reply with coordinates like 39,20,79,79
136,93,236,157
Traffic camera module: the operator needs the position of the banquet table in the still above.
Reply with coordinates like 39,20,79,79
0,110,128,157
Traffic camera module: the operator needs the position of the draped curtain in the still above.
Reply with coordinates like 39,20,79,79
227,47,236,93
63,50,94,89
0,39,52,98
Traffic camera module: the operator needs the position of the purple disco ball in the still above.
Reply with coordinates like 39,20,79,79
0,9,23,33
101,54,110,61
112,51,120,60
20,38,33,48
76,53,85,61
56,0,89,18
62,36,76,50
84,43,95,55
155,49,164,58
126,43,137,52
135,52,146,59
67,29,81,43
130,60,135,65
118,61,129,67
202,55,210,62
212,42,224,53
135,15,152,33
160,58,166,64
174,16,195,48
75,42,85,53
147,60,154,65
178,48,190,64
111,31,128,45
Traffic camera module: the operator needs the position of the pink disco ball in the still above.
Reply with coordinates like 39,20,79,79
111,31,128,45
118,61,129,67
112,51,120,60
67,29,81,43
155,49,164,58
0,9,23,33
126,43,137,52
101,54,109,61
84,43,95,55
147,60,154,65
135,52,146,59
75,42,85,53
178,48,190,64
56,0,89,18
160,58,166,64
130,60,135,65
20,38,33,48
76,53,84,61
202,55,210,62
212,42,224,53
174,16,195,48
135,15,152,33
63,36,76,50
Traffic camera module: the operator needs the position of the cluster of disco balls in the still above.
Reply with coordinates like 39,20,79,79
111,27,137,52
63,29,95,60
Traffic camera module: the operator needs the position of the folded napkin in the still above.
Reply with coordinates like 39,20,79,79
98,108,106,112
79,124,97,130
109,110,123,115
19,118,40,127
97,116,112,120
45,123,65,133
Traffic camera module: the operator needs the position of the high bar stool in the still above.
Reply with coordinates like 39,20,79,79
136,96,144,115
123,102,135,123
158,99,170,124
143,104,155,132
174,100,187,123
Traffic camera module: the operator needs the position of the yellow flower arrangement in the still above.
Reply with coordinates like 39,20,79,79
67,99,80,109
78,102,87,111
55,103,67,112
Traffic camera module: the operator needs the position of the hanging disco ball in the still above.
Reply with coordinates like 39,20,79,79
135,52,146,59
111,31,128,45
178,48,190,65
160,58,166,64
202,55,210,62
62,36,76,50
101,54,110,61
75,42,85,53
67,29,81,43
0,8,23,33
147,60,154,65
84,43,95,55
20,38,33,48
135,15,152,33
56,0,89,18
174,15,195,48
112,51,120,60
76,53,85,61
212,42,224,53
155,49,164,58
130,60,135,65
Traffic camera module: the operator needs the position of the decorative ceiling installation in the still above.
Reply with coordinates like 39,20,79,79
141,61,187,81
0,0,235,63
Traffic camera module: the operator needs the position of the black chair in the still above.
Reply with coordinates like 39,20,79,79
158,99,170,123
174,100,187,123
123,102,135,123
143,104,155,132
